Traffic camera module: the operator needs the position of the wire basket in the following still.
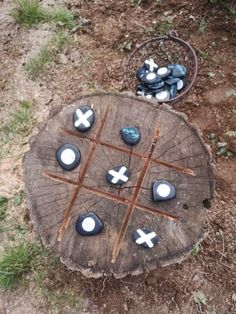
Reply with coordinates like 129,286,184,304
123,31,198,104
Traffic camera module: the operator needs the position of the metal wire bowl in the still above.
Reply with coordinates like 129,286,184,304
123,31,198,104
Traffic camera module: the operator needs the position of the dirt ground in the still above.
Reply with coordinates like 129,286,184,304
0,0,236,313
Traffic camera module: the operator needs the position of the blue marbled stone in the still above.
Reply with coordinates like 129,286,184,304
120,126,141,145
172,64,187,78
169,84,177,98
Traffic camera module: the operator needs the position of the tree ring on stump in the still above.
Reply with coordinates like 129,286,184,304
23,92,214,278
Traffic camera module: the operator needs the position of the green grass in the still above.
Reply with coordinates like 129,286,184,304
0,197,8,222
25,32,67,79
12,0,76,29
4,100,32,136
12,0,48,26
0,243,42,290
198,18,207,34
51,8,76,29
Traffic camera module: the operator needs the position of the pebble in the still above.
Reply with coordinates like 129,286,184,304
140,72,162,85
120,126,141,145
132,228,159,248
57,53,68,65
135,59,187,101
155,90,170,102
172,64,187,78
136,65,148,81
75,212,103,236
56,144,81,171
147,81,165,91
73,105,95,132
165,77,180,85
157,67,171,78
169,84,177,98
144,58,158,72
152,179,176,201
106,166,130,185
176,79,186,91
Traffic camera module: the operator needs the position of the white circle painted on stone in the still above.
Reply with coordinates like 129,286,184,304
82,217,96,232
155,91,169,101
60,148,76,165
156,183,171,198
146,72,156,80
177,79,184,90
157,67,168,76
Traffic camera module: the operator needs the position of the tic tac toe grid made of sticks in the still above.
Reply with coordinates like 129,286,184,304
23,93,214,278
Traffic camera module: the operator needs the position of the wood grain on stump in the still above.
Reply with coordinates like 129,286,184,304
23,93,214,278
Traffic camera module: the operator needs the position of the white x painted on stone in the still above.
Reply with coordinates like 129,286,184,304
145,58,158,72
135,229,157,248
137,89,145,96
74,109,93,128
108,166,129,184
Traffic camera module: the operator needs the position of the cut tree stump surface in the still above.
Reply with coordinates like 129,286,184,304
23,92,214,278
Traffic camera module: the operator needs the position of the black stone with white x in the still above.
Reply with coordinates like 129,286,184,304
56,143,81,171
144,58,158,72
152,179,176,202
106,166,130,186
132,228,159,248
75,212,104,236
73,105,95,132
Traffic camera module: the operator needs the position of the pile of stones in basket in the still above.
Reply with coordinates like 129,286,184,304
136,58,187,102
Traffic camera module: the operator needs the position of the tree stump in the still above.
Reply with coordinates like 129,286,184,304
23,93,214,278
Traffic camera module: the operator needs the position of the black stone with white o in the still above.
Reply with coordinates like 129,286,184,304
56,143,81,171
106,166,130,186
75,212,103,236
73,105,95,132
152,179,176,202
157,66,171,78
132,228,159,248
140,72,162,85
155,90,170,102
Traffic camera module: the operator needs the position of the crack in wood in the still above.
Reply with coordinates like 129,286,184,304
57,106,110,241
43,171,78,186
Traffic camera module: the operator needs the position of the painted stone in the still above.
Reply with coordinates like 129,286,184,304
132,228,159,248
56,143,81,171
136,84,146,97
144,58,158,72
152,179,176,201
172,64,187,78
73,105,95,132
145,92,154,99
176,79,186,91
155,90,170,102
141,72,162,85
120,126,141,145
106,166,130,185
167,64,175,71
136,65,148,81
169,84,177,98
75,212,103,236
157,67,171,78
147,80,165,92
165,77,180,86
